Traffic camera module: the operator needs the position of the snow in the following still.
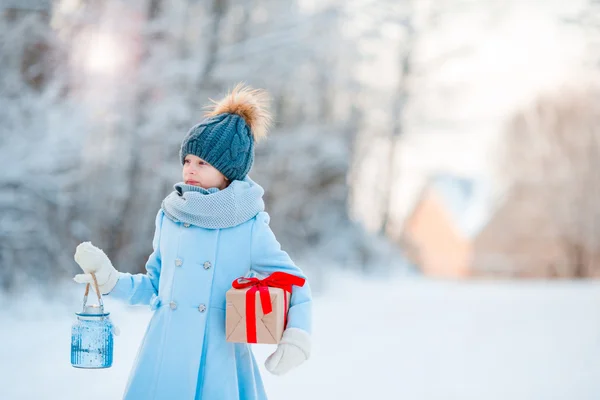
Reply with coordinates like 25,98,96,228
2,271,600,400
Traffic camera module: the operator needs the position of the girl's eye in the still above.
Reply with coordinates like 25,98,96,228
199,161,207,166
184,159,190,164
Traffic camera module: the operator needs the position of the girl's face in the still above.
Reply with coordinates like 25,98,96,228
183,154,229,190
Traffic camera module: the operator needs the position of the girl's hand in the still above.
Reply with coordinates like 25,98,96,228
73,241,119,294
265,328,311,375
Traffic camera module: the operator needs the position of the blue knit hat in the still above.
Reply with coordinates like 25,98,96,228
180,84,272,182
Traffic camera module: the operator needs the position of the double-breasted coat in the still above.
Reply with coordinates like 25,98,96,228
108,199,312,399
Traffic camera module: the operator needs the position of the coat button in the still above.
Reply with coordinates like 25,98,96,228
183,223,191,228
198,304,206,313
170,301,177,310
203,261,211,270
174,258,182,267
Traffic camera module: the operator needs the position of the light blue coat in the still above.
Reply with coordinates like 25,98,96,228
107,180,312,400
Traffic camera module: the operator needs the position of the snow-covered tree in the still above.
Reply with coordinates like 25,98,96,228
0,4,82,289
0,0,410,291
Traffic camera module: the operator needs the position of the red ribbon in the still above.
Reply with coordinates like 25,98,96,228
231,272,306,343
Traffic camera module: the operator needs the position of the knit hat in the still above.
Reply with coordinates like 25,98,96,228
180,83,272,182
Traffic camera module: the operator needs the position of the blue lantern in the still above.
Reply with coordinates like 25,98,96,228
71,273,116,369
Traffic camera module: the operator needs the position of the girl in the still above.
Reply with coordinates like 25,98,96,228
73,84,312,400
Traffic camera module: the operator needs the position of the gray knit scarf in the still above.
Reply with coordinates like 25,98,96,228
161,176,265,229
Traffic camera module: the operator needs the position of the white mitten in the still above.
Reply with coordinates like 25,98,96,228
73,242,119,295
265,328,311,376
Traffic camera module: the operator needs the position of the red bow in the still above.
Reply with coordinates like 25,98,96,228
231,272,306,343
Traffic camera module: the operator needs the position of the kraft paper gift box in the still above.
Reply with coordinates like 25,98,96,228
225,286,290,344
225,272,305,344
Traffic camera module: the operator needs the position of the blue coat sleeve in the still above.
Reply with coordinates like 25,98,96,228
251,211,312,334
107,210,163,306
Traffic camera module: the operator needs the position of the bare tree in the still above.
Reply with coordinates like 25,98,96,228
500,85,600,277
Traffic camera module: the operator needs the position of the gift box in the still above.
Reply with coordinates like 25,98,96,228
225,271,305,344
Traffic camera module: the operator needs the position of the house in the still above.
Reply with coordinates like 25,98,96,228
400,173,600,278
400,173,491,277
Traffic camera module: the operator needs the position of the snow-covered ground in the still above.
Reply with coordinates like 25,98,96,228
2,271,600,400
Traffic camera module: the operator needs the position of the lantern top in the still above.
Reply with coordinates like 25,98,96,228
76,304,110,317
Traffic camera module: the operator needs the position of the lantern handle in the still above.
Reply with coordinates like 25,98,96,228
82,272,104,315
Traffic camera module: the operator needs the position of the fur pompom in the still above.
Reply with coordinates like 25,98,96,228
205,83,272,141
